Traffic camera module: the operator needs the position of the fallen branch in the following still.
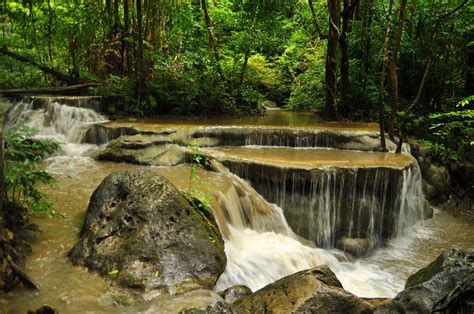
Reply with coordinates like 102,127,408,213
0,83,98,97
0,46,79,85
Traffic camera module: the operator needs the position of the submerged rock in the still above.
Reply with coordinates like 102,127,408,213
68,170,226,297
233,265,374,313
219,285,252,304
378,249,474,313
337,237,370,257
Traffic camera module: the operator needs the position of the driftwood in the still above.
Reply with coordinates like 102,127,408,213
0,46,78,85
0,83,98,97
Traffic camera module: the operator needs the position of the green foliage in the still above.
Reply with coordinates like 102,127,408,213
415,96,473,164
4,126,62,217
183,143,212,217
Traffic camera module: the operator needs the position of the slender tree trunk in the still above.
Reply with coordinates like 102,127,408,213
339,0,358,118
47,0,53,63
361,0,373,91
28,0,36,44
395,0,468,153
121,0,130,75
136,0,145,104
378,0,394,152
0,46,78,84
387,0,407,140
236,50,250,106
201,0,222,77
308,0,327,40
325,0,340,120
2,0,7,38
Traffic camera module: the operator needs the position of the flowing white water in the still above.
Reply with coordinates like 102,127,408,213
4,99,428,299
5,99,106,155
210,167,422,297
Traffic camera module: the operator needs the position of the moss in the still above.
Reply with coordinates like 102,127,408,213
405,252,446,288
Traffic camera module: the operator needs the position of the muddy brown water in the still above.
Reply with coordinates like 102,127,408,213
3,157,473,313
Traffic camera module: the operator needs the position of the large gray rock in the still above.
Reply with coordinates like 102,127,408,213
68,170,226,296
379,249,474,313
233,265,374,313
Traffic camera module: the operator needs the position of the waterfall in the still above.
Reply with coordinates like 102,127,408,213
4,98,106,155
223,162,425,249
208,162,412,297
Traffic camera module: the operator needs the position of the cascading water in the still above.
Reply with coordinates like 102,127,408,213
2,100,429,302
4,98,106,155
206,163,414,297
221,161,425,249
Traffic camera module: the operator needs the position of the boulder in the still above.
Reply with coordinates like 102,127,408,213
337,237,370,257
219,285,252,304
233,265,374,313
381,249,474,313
68,170,226,296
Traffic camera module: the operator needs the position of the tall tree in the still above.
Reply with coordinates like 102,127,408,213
201,0,222,77
387,0,407,139
325,0,340,120
136,0,146,104
339,0,359,117
378,0,395,151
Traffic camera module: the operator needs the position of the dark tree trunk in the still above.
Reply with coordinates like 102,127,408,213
136,0,146,104
2,0,7,38
0,46,79,84
378,0,394,152
325,0,340,120
339,0,358,118
308,0,327,40
121,0,131,75
47,0,53,63
28,0,36,44
396,0,468,153
387,0,407,140
201,0,223,77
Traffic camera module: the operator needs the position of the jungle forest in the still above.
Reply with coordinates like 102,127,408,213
0,0,473,313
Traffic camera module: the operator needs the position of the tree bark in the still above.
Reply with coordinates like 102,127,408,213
28,0,36,44
378,0,394,152
339,0,358,118
387,0,407,140
308,0,327,40
47,0,53,63
0,46,79,85
395,0,468,153
201,0,223,77
121,0,131,75
136,0,146,104
2,0,7,38
325,0,340,120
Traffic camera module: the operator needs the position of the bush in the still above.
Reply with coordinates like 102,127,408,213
3,126,61,217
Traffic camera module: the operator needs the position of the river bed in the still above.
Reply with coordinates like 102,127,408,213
3,156,473,313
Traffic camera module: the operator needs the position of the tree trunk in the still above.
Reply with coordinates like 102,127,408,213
2,0,7,38
47,0,53,63
136,0,146,104
339,0,358,118
378,0,394,152
201,0,223,77
387,0,407,140
308,0,327,40
325,0,340,120
121,0,131,75
0,46,79,85
28,0,36,44
395,0,468,153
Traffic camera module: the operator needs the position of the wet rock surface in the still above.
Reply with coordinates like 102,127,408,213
377,248,474,313
68,170,226,296
410,141,452,204
232,265,374,313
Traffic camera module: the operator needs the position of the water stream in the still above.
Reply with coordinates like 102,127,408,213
2,99,473,313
